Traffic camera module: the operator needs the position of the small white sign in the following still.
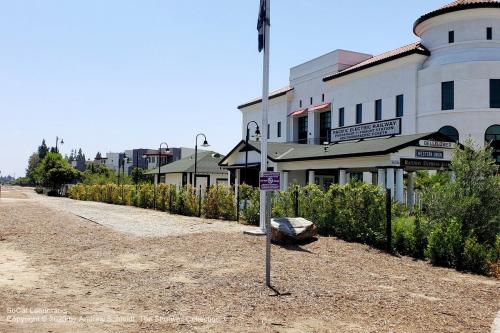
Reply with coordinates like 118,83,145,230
419,140,454,149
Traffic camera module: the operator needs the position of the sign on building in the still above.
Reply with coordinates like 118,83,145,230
419,140,454,149
259,172,280,191
415,150,444,159
400,158,451,169
331,118,401,143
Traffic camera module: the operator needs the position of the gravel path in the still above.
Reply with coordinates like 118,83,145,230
0,186,499,332
24,188,252,237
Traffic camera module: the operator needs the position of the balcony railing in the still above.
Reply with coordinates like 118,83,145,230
289,137,331,145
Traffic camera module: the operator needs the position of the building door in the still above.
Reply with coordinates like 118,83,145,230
298,116,308,144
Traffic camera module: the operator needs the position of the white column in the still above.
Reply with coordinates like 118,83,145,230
235,169,240,198
339,169,347,185
308,170,315,185
386,168,395,199
154,174,158,185
407,172,415,210
450,171,456,182
346,172,351,183
282,171,289,191
227,170,231,185
395,168,404,204
377,168,386,190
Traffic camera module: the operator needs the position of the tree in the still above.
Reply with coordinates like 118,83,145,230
422,139,500,270
131,167,153,184
26,153,41,185
38,139,49,160
36,152,80,193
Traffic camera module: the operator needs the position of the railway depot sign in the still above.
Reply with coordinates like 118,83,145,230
331,118,401,142
419,140,454,149
415,150,444,159
400,158,451,169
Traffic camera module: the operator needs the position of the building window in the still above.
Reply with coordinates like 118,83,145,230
396,94,404,117
487,27,493,40
298,116,308,144
299,100,302,108
485,125,500,164
356,104,362,124
339,107,345,127
375,99,382,121
490,79,500,108
320,111,331,143
441,81,454,110
449,30,454,43
322,94,325,102
277,122,281,138
439,125,459,143
310,97,313,105
267,124,270,139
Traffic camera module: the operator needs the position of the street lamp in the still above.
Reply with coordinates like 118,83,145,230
194,133,209,188
155,142,169,209
244,121,261,184
118,154,129,185
55,136,64,153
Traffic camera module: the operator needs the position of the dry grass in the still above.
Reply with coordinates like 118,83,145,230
0,187,498,332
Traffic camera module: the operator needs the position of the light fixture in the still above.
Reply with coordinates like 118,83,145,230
202,140,209,147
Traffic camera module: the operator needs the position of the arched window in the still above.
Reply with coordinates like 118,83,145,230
485,125,500,164
438,126,459,143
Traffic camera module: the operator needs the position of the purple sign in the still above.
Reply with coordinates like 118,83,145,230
259,172,280,191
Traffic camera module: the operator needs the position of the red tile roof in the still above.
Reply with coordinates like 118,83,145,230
414,0,500,34
323,43,430,82
237,86,293,110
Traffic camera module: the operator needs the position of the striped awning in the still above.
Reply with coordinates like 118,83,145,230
309,103,331,112
288,108,308,117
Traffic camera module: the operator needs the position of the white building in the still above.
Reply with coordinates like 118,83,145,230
221,0,500,202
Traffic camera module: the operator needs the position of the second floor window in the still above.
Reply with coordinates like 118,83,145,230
396,95,404,117
277,122,281,138
339,107,345,127
356,104,362,124
375,99,382,121
442,81,454,110
487,27,493,40
298,116,308,144
267,124,270,139
320,111,331,143
491,79,500,108
449,30,454,43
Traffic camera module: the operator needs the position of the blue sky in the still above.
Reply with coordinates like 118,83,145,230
0,0,448,177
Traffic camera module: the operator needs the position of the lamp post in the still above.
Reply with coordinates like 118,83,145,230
194,133,209,188
55,136,64,153
244,121,261,184
155,142,169,209
118,154,129,185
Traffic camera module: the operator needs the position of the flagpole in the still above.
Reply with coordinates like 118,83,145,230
259,0,271,287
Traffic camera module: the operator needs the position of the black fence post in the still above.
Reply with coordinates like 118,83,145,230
386,188,392,253
198,185,202,218
293,187,299,217
236,186,240,222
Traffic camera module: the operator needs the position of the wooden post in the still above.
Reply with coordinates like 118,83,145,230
198,185,202,217
294,187,299,217
236,186,240,222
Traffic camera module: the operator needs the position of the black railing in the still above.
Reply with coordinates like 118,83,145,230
289,137,331,145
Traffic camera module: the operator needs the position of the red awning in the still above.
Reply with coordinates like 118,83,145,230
288,108,308,117
309,103,331,112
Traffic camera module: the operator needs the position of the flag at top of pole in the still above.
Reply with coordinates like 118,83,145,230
257,0,268,52
257,0,272,287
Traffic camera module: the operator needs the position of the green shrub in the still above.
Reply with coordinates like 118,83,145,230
463,235,491,275
175,185,198,216
393,216,415,256
34,187,44,194
272,184,299,217
426,219,462,267
203,185,235,220
239,184,259,225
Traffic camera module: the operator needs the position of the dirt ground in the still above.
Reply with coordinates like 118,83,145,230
0,186,498,332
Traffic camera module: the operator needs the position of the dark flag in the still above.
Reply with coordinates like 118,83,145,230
257,0,267,52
